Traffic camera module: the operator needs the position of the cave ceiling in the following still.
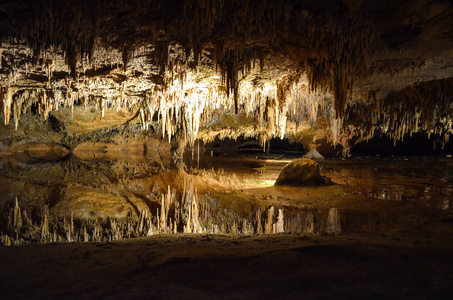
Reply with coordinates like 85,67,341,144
0,0,452,148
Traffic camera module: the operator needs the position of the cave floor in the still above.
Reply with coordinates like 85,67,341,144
1,233,453,299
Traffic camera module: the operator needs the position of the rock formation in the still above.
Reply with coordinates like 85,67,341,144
275,158,330,186
0,0,451,155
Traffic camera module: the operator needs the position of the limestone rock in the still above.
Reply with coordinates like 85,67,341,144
274,158,330,186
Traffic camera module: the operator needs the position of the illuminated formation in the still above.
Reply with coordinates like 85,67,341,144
1,0,452,152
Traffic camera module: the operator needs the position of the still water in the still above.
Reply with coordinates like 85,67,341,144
188,151,453,207
1,150,452,245
322,156,453,208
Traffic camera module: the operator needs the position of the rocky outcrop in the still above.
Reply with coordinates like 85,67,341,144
275,158,330,186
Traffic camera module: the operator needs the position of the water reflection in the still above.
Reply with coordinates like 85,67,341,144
1,151,452,245
322,156,453,210
0,151,342,245
0,178,340,245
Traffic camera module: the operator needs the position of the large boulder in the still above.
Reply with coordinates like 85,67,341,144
275,158,330,186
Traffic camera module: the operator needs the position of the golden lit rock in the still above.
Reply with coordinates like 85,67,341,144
275,158,330,186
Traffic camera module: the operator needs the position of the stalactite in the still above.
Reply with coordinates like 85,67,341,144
122,47,130,70
330,117,343,145
1,86,13,126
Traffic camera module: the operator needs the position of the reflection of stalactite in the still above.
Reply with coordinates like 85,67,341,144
326,208,341,234
1,194,346,245
274,208,284,233
182,179,203,233
12,198,22,234
255,209,263,234
264,206,274,234
40,214,49,243
159,186,174,233
305,213,314,234
3,235,11,246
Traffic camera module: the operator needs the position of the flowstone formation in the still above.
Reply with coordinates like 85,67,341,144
0,0,452,155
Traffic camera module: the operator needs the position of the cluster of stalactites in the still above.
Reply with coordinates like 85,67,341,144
139,71,230,145
2,39,350,148
0,81,140,130
136,69,337,147
184,1,374,118
0,87,62,129
238,75,335,147
3,1,99,79
346,80,453,148
1,59,341,148
2,0,377,120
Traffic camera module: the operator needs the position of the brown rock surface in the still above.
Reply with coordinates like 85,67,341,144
52,185,148,219
11,143,69,161
275,158,329,186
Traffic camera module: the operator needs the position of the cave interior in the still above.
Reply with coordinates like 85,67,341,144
0,0,453,299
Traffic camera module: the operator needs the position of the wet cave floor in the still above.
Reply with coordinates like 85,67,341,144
0,150,453,299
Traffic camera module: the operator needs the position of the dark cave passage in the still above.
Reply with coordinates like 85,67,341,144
351,133,453,156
